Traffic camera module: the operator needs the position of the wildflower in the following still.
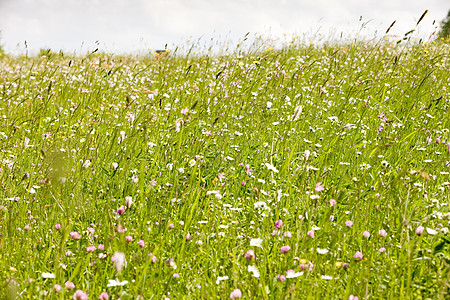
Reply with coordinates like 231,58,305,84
218,172,225,180
125,236,132,242
70,232,81,239
304,150,310,161
280,245,291,253
125,196,133,208
381,160,389,168
284,231,292,238
98,244,105,251
82,160,91,169
215,275,229,285
119,131,125,143
345,220,353,228
73,290,88,300
86,246,96,252
317,248,329,254
321,275,333,280
307,230,314,238
248,265,260,277
111,251,126,273
230,289,242,299
55,224,61,230
342,263,349,269
54,284,61,292
329,199,337,207
99,292,109,300
42,272,55,279
363,231,370,238
426,227,438,235
65,281,75,290
112,162,118,170
245,164,252,175
106,279,128,287
131,175,138,183
275,219,283,229
173,273,180,278
416,226,425,235
138,240,145,247
286,269,303,278
181,108,189,115
250,238,263,248
379,247,386,253
378,229,387,237
348,295,359,300
117,205,126,215
189,159,196,167
265,163,279,173
186,233,191,241
353,251,363,261
314,182,324,193
149,179,157,186
166,258,177,269
245,250,255,261
276,274,286,281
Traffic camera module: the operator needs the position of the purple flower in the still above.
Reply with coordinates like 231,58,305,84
245,249,255,261
416,226,424,235
353,251,363,261
275,220,283,229
230,289,242,299
314,182,324,193
280,245,291,253
99,292,109,300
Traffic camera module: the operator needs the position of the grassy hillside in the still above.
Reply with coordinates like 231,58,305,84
0,38,449,299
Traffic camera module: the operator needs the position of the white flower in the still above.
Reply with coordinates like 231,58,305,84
316,248,329,254
82,160,91,169
206,190,220,195
310,194,320,200
426,228,438,235
42,272,55,279
248,265,260,278
266,101,273,108
265,163,279,173
189,159,196,167
254,201,268,210
250,238,263,248
286,271,303,278
111,251,127,273
107,279,128,287
125,196,133,208
321,275,333,280
216,275,229,285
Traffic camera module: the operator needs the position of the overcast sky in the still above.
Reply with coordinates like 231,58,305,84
0,0,448,54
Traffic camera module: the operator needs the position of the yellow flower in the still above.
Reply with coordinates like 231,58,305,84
335,261,343,267
300,258,308,264
9,266,17,272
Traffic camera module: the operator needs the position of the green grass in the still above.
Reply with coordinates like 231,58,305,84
0,36,449,299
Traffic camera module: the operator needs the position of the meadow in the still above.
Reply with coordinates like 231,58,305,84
0,34,449,299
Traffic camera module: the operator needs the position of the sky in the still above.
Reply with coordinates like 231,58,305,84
0,0,448,55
